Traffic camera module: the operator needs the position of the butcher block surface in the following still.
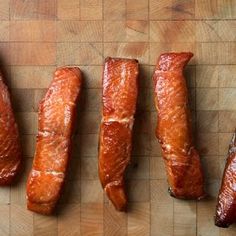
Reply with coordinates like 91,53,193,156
0,0,235,235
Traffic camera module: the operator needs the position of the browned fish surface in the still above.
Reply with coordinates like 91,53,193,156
99,57,139,211
153,52,205,199
215,132,236,228
27,67,82,215
0,73,21,185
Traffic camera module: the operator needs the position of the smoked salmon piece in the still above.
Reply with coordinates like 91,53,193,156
99,57,139,211
153,52,205,199
215,131,236,228
0,73,21,185
26,67,82,215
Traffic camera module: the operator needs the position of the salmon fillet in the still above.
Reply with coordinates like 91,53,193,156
215,131,236,228
153,52,205,199
26,67,82,215
0,73,21,185
99,57,139,211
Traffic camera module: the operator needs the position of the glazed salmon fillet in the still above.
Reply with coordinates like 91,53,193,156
99,57,139,211
0,73,21,185
215,132,236,228
27,67,82,215
153,52,205,199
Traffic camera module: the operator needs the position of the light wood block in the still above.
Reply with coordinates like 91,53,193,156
2,1,236,235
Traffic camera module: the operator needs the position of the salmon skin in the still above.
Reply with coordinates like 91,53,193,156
153,52,205,199
26,67,82,215
0,73,21,185
215,131,236,228
99,57,139,211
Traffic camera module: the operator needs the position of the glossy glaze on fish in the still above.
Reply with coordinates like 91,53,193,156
215,132,236,228
99,57,138,211
0,73,21,185
26,67,82,215
153,52,205,199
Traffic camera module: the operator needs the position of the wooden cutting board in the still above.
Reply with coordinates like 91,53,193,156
0,0,235,235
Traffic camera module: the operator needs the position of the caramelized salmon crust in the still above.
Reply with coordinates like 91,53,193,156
26,67,82,215
99,57,139,211
215,132,236,228
0,73,21,185
153,52,205,200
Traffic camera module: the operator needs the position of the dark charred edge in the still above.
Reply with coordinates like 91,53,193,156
97,128,101,154
97,125,102,189
228,130,236,155
105,57,139,63
168,187,206,201
0,56,11,88
214,130,236,228
118,204,127,212
215,217,231,228
168,187,175,197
